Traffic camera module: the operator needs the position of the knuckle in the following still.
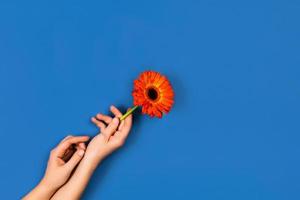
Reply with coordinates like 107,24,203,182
73,153,81,159
99,124,104,129
65,135,73,140
50,148,56,155
65,140,72,145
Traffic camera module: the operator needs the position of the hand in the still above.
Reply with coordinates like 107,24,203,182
49,106,133,200
40,135,90,190
23,135,90,200
86,105,133,164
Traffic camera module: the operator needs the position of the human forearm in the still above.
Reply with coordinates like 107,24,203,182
22,179,58,200
23,136,89,200
51,106,132,199
50,156,101,200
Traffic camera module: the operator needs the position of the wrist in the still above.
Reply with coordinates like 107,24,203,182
83,149,107,165
81,154,103,169
39,178,60,193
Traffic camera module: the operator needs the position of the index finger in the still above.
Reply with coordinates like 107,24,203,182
110,105,123,118
54,136,90,158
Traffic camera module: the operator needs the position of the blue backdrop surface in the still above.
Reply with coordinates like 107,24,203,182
0,0,300,199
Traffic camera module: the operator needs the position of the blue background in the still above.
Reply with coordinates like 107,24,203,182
0,0,300,199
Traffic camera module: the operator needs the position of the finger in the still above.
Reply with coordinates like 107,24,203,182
62,146,76,162
91,117,106,131
110,105,123,130
63,142,85,162
118,120,125,131
96,113,112,124
77,142,86,150
118,109,133,140
103,117,119,139
60,135,73,144
118,107,129,130
110,105,123,118
55,136,89,157
65,149,85,170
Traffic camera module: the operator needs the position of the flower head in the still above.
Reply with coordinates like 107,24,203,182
132,70,174,118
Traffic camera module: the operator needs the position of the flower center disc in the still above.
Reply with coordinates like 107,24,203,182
147,87,159,101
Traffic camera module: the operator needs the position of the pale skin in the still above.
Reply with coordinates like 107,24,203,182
23,105,133,200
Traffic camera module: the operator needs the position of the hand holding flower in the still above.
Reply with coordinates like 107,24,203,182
86,105,133,164
50,105,133,200
24,70,174,200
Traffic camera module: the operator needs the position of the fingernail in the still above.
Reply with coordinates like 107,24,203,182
78,149,85,156
113,117,119,124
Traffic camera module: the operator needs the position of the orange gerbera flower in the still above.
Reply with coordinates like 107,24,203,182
132,71,174,118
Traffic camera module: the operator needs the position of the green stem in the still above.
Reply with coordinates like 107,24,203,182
120,105,139,121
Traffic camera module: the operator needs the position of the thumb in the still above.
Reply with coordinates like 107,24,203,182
65,149,85,170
